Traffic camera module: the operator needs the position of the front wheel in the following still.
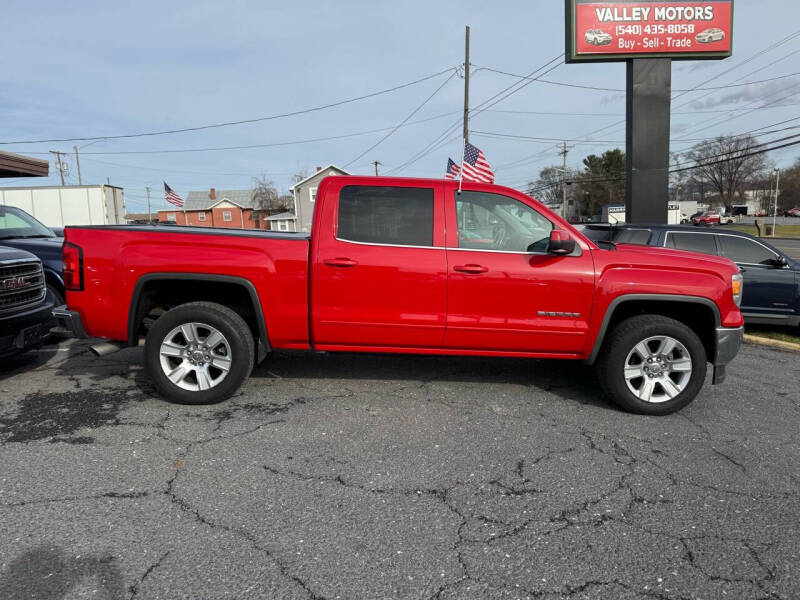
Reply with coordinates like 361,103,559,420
597,315,707,415
144,301,254,404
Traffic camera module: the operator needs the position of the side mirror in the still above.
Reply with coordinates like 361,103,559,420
774,255,789,268
549,230,576,255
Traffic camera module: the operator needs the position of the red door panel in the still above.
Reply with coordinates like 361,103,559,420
312,181,448,348
444,189,595,353
445,250,596,352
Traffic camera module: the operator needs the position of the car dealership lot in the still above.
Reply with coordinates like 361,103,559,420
1,339,798,600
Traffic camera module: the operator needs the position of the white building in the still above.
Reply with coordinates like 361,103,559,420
0,184,126,227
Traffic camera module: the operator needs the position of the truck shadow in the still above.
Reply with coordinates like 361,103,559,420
250,351,610,410
0,545,124,600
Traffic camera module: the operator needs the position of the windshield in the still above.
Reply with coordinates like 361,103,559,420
0,206,56,239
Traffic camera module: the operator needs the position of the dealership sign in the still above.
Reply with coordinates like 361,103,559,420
566,1,733,62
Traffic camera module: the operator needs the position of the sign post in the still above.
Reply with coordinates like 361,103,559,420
565,0,734,223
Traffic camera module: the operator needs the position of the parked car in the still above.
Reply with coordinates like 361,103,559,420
55,177,744,416
691,211,734,226
787,208,800,218
0,246,55,359
696,28,726,43
0,205,65,305
578,224,799,329
585,29,612,46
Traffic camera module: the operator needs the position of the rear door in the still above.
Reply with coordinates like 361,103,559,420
443,189,595,353
312,181,447,348
717,234,797,318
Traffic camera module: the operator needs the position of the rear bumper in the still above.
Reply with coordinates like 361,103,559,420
52,305,89,339
711,326,744,384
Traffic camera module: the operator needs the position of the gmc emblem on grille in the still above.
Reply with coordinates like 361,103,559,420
1,276,34,290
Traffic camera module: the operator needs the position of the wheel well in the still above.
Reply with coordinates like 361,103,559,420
129,277,267,352
597,300,717,362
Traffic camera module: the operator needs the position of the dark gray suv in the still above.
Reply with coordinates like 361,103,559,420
579,224,799,328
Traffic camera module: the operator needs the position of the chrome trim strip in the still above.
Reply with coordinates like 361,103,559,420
663,230,782,265
334,236,553,256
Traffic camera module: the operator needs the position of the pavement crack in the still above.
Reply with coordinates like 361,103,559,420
128,550,170,599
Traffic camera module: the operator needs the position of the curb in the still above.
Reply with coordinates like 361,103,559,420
743,334,800,353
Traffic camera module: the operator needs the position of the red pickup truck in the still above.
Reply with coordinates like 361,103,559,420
55,177,744,415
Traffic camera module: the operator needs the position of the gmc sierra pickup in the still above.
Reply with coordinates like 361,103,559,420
54,177,744,415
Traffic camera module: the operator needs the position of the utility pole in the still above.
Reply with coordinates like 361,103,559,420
49,151,66,186
73,146,83,185
463,25,470,144
558,142,572,218
146,186,151,223
373,160,382,176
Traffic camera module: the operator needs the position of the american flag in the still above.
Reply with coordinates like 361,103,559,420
164,182,184,208
460,141,494,183
444,158,461,179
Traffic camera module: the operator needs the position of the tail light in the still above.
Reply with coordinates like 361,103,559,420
63,242,84,291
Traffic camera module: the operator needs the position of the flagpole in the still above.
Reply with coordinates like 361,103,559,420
458,137,466,194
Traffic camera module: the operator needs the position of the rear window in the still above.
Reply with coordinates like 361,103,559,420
665,232,718,256
613,229,652,245
337,185,434,247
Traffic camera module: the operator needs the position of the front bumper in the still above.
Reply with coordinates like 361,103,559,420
52,305,89,339
0,297,56,358
711,326,744,384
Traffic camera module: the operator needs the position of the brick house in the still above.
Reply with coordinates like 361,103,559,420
158,188,265,229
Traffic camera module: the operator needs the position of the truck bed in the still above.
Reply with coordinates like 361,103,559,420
64,224,311,349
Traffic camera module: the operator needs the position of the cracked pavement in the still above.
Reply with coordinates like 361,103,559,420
0,339,798,599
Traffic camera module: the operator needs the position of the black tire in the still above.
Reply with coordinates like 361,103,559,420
144,301,254,405
596,314,707,416
47,284,65,307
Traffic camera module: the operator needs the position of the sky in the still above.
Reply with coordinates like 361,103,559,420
1,0,798,214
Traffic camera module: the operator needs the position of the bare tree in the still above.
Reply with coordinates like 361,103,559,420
685,135,769,213
251,176,290,213
528,166,569,209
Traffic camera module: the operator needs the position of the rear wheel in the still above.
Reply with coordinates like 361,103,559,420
144,301,254,404
597,315,707,415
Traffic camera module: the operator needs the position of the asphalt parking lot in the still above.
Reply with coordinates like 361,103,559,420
1,339,798,600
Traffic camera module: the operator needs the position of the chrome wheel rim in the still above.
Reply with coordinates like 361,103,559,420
623,336,692,404
159,322,232,391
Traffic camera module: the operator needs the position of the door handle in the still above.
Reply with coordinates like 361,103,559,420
454,264,488,274
323,257,358,267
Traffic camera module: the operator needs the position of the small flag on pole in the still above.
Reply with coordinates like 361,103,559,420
444,158,461,179
460,141,494,184
164,182,184,207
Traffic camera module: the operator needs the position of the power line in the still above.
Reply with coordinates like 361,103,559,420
343,69,458,168
390,54,564,174
20,110,461,157
0,66,458,146
477,67,800,93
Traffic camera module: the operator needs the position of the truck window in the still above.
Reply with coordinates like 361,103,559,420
719,235,777,265
455,191,552,253
337,186,434,247
665,232,718,256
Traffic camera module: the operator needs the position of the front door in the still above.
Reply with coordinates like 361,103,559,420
444,189,595,353
718,234,797,318
313,182,447,348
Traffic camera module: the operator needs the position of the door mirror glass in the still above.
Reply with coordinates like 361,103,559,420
548,230,575,255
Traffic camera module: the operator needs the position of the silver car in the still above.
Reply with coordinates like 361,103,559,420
696,28,725,43
585,29,612,46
